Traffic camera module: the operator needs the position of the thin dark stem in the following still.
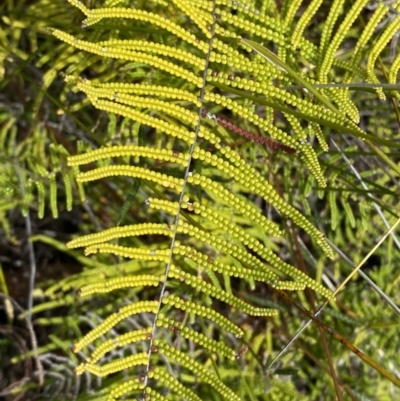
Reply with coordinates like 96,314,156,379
142,1,218,394
0,293,43,386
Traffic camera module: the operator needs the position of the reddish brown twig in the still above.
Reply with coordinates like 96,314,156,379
200,108,296,154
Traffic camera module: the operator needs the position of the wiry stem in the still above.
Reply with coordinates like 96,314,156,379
14,145,44,386
142,1,217,396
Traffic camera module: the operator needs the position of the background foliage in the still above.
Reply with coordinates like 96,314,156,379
1,0,400,400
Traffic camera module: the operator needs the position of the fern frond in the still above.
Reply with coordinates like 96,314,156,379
86,328,152,364
283,0,303,27
162,294,243,337
319,0,345,58
75,352,149,377
292,0,324,49
148,367,203,401
344,2,387,83
167,265,278,316
154,340,243,401
67,223,173,249
319,0,370,82
389,52,400,99
156,313,235,359
51,29,203,87
78,275,163,297
108,380,145,401
367,6,400,99
72,301,159,353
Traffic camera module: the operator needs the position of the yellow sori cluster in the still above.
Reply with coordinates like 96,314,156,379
67,0,89,14
67,223,173,250
319,0,370,83
86,328,152,364
50,29,202,87
147,198,181,216
367,11,400,100
180,199,280,261
68,79,201,105
216,8,285,46
211,39,276,77
75,164,185,189
97,38,205,69
77,83,199,126
78,274,163,297
309,122,329,152
214,0,285,35
204,80,355,188
161,294,243,338
156,313,235,359
168,264,278,317
270,281,307,291
205,72,281,96
83,244,172,263
210,70,362,142
213,20,240,41
185,172,282,238
283,112,308,142
107,379,144,401
307,110,365,155
337,59,370,86
324,87,359,123
67,145,190,167
148,367,203,401
318,0,345,57
342,4,385,83
76,353,148,377
87,98,196,144
73,301,159,353
298,142,326,188
177,218,330,296
103,0,127,6
174,242,307,292
291,0,323,49
143,388,169,401
180,145,286,236
79,5,209,52
219,145,331,253
175,219,279,280
178,201,329,296
389,54,400,101
154,340,242,401
204,196,279,241
187,144,333,258
173,243,278,283
171,0,213,38
290,35,318,61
